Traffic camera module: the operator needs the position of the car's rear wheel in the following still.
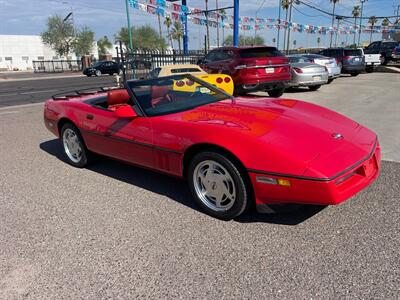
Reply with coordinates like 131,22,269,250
267,87,285,98
188,152,249,220
308,85,321,91
95,70,102,77
61,123,90,168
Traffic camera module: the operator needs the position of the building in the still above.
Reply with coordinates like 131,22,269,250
0,35,98,71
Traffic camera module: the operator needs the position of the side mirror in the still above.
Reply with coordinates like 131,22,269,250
114,105,137,118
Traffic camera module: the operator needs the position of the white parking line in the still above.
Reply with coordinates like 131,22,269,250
0,102,44,110
20,89,57,95
0,110,19,115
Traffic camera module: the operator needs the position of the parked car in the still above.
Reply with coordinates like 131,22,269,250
391,45,400,62
44,74,380,220
286,55,328,90
364,40,399,65
319,48,365,76
148,64,207,78
299,54,341,83
83,61,121,77
359,48,381,73
198,46,291,97
147,64,234,95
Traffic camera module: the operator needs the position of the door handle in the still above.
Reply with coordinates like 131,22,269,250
86,114,94,120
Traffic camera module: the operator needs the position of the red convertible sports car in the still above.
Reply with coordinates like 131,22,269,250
44,74,380,220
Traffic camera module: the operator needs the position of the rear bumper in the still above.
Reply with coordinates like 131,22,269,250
250,141,381,208
342,64,365,73
288,72,328,87
237,80,289,92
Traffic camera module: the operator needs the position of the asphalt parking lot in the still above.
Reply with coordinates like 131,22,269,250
0,72,399,298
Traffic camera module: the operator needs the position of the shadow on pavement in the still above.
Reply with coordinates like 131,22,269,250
40,139,326,225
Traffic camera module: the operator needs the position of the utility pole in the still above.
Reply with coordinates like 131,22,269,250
329,1,337,48
286,0,293,54
358,0,366,47
254,0,267,44
182,0,189,54
124,0,133,50
335,16,343,47
216,0,220,48
277,0,282,50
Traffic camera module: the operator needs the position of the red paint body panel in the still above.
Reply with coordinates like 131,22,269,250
44,91,380,206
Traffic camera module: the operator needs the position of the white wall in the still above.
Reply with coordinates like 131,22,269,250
0,35,98,71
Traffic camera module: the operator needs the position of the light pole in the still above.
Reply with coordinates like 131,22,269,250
358,0,367,47
254,0,267,43
124,0,133,50
285,0,293,54
233,0,239,47
277,0,282,50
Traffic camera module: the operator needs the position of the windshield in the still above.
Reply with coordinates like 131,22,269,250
288,56,312,63
92,61,104,67
344,49,362,56
239,47,283,58
127,75,231,117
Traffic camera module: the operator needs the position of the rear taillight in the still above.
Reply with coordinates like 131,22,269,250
176,81,185,87
343,56,351,61
216,77,223,84
293,67,303,73
186,80,194,86
224,77,231,83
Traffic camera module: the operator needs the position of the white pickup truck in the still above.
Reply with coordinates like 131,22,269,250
359,48,381,73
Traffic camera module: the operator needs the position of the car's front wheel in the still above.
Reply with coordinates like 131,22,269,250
61,123,90,168
188,152,249,220
267,87,285,98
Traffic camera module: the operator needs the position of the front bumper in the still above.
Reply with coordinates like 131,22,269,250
250,142,381,208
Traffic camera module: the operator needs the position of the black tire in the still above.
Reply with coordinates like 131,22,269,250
187,151,250,220
365,67,374,73
309,85,321,91
327,78,334,84
267,87,285,98
351,73,359,77
381,55,388,65
61,123,91,168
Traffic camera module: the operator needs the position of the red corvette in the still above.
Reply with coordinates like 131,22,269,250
44,74,380,220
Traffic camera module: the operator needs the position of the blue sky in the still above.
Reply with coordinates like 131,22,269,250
0,0,399,49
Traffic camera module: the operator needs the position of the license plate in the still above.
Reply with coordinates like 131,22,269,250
265,68,274,74
313,76,321,81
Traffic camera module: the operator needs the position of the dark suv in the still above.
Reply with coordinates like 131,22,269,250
364,41,400,65
83,61,121,77
319,48,365,76
198,46,291,97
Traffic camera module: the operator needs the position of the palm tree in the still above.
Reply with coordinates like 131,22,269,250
164,16,173,49
368,16,377,43
171,21,184,51
281,0,290,53
381,18,389,27
330,0,339,47
205,0,210,50
352,6,360,45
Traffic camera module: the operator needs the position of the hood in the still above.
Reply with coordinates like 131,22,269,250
173,97,376,178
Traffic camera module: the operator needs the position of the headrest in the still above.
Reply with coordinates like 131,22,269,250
107,89,130,106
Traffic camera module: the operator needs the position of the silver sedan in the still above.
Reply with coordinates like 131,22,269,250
287,56,329,91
